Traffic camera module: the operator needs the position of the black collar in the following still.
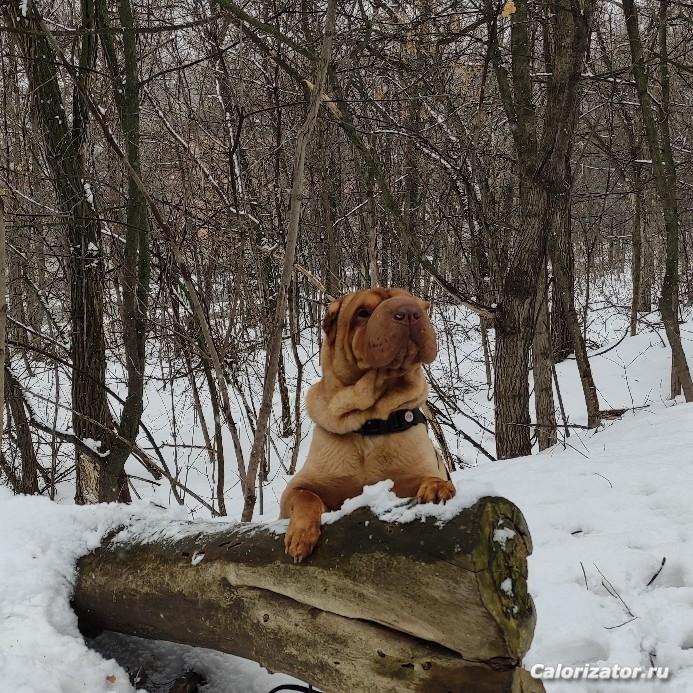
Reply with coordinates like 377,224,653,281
358,408,427,436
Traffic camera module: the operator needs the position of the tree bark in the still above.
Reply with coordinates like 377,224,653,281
630,185,643,336
4,367,39,493
533,267,557,450
0,198,5,456
494,180,547,459
550,290,572,363
640,215,654,313
549,194,601,429
288,280,304,475
277,353,293,438
74,496,543,693
7,233,27,345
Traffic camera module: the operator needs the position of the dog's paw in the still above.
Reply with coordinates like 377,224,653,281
415,478,456,504
284,518,321,563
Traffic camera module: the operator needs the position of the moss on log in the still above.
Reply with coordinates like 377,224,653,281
73,496,543,693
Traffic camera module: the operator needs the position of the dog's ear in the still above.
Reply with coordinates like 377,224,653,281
322,298,342,345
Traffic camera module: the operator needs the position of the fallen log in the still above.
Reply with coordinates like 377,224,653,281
73,496,545,693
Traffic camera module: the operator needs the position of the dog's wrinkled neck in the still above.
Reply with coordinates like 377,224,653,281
306,366,429,435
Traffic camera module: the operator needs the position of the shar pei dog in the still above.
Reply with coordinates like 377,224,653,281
280,287,456,562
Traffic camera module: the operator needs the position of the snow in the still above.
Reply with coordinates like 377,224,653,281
320,477,491,526
2,287,693,691
84,182,95,209
0,494,298,692
0,493,143,693
83,437,109,457
513,401,693,693
494,526,516,547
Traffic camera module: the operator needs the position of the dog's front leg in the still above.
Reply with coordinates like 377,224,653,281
282,488,327,562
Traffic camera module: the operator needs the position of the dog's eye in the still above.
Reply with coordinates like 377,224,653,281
356,308,371,319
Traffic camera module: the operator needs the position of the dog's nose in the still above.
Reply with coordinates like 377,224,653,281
392,303,422,324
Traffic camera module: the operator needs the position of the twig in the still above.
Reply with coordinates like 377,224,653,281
604,616,639,630
646,557,666,587
592,472,613,488
594,563,635,618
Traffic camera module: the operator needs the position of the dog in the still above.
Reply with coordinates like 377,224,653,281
280,287,456,562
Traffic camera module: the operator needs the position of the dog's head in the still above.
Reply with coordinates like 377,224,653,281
320,288,437,384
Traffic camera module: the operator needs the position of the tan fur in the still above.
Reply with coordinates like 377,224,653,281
281,288,455,561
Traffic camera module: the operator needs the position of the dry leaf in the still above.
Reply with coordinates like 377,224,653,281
501,0,517,17
106,674,117,685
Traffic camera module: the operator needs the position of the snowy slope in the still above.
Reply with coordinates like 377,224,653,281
478,401,693,692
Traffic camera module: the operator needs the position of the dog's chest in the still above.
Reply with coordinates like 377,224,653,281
354,428,439,482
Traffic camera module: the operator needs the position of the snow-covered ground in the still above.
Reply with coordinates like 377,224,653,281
2,285,693,692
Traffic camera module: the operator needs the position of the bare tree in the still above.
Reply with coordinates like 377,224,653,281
622,0,693,400
242,0,337,521
487,0,597,458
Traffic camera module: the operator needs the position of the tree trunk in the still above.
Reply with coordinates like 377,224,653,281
201,356,227,516
549,191,601,429
494,180,546,459
655,0,693,400
548,186,574,364
277,352,293,438
7,234,27,345
533,267,557,450
0,198,5,456
640,209,654,312
321,144,341,296
96,0,152,500
630,185,643,336
4,367,39,493
288,280,304,475
550,289,572,363
74,496,543,693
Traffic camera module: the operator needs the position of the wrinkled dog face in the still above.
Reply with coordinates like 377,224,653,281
321,288,437,383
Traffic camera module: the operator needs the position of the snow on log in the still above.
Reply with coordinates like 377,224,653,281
73,496,545,693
